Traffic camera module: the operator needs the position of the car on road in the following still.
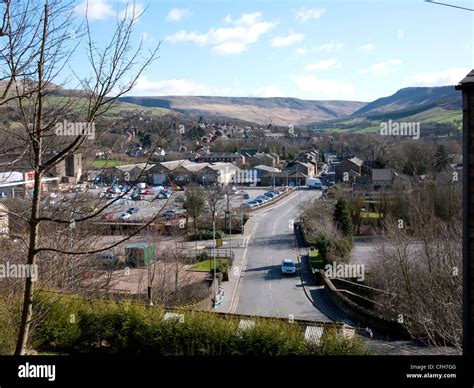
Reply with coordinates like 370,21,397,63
126,207,139,214
119,213,131,220
281,259,297,275
162,210,176,218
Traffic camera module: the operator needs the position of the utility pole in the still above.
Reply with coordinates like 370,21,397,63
213,219,217,308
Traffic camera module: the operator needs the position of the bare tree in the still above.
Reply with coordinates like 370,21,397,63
0,0,164,354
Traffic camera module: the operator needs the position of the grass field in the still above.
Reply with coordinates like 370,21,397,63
360,212,383,219
191,258,228,272
92,160,128,167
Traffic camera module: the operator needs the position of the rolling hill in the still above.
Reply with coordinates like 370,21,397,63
118,96,367,126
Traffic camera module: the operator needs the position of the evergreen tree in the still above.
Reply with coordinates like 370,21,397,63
333,198,353,237
434,144,450,172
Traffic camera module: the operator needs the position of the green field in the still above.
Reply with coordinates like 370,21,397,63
191,258,229,272
92,159,128,167
360,212,383,219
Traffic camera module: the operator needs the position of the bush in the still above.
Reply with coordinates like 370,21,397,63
314,233,331,262
188,229,224,241
330,239,353,264
33,295,369,356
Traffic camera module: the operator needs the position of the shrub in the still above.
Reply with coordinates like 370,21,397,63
33,295,369,356
188,230,224,241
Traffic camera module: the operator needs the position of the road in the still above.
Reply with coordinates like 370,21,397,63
230,189,345,322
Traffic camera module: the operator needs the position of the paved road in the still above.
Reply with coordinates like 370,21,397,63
230,189,340,322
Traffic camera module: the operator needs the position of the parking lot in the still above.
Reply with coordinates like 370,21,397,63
67,185,285,223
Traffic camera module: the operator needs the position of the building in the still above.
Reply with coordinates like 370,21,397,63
335,157,363,183
284,161,315,179
100,163,155,184
0,203,8,237
371,169,411,190
244,153,279,168
0,171,60,198
148,160,240,186
196,153,245,166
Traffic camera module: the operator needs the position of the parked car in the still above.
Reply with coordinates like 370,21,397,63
131,193,144,200
162,210,176,218
264,192,276,198
119,213,131,220
281,259,297,275
105,193,118,199
126,207,139,214
101,212,115,220
245,201,258,207
242,193,250,199
256,196,269,203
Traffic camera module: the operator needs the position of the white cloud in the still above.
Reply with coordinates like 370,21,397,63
272,31,304,47
251,84,284,97
211,43,247,55
358,59,402,76
74,0,115,21
295,7,325,22
167,8,192,22
140,32,155,43
358,43,376,52
318,40,343,52
397,29,405,40
293,75,356,98
119,2,144,22
131,76,214,96
296,48,307,56
408,68,470,86
305,58,340,71
166,12,277,55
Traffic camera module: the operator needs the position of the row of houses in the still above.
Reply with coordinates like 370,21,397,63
332,153,462,192
98,157,320,187
99,160,241,186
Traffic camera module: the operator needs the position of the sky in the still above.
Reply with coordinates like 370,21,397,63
67,0,474,102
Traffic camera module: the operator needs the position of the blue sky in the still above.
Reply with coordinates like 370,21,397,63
69,0,474,102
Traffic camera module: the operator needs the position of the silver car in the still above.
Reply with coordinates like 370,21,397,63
281,259,296,275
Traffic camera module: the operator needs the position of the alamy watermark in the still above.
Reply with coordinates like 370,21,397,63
0,262,38,281
380,119,420,139
324,261,365,282
55,119,95,140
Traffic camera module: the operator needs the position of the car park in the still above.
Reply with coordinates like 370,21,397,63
281,259,297,275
